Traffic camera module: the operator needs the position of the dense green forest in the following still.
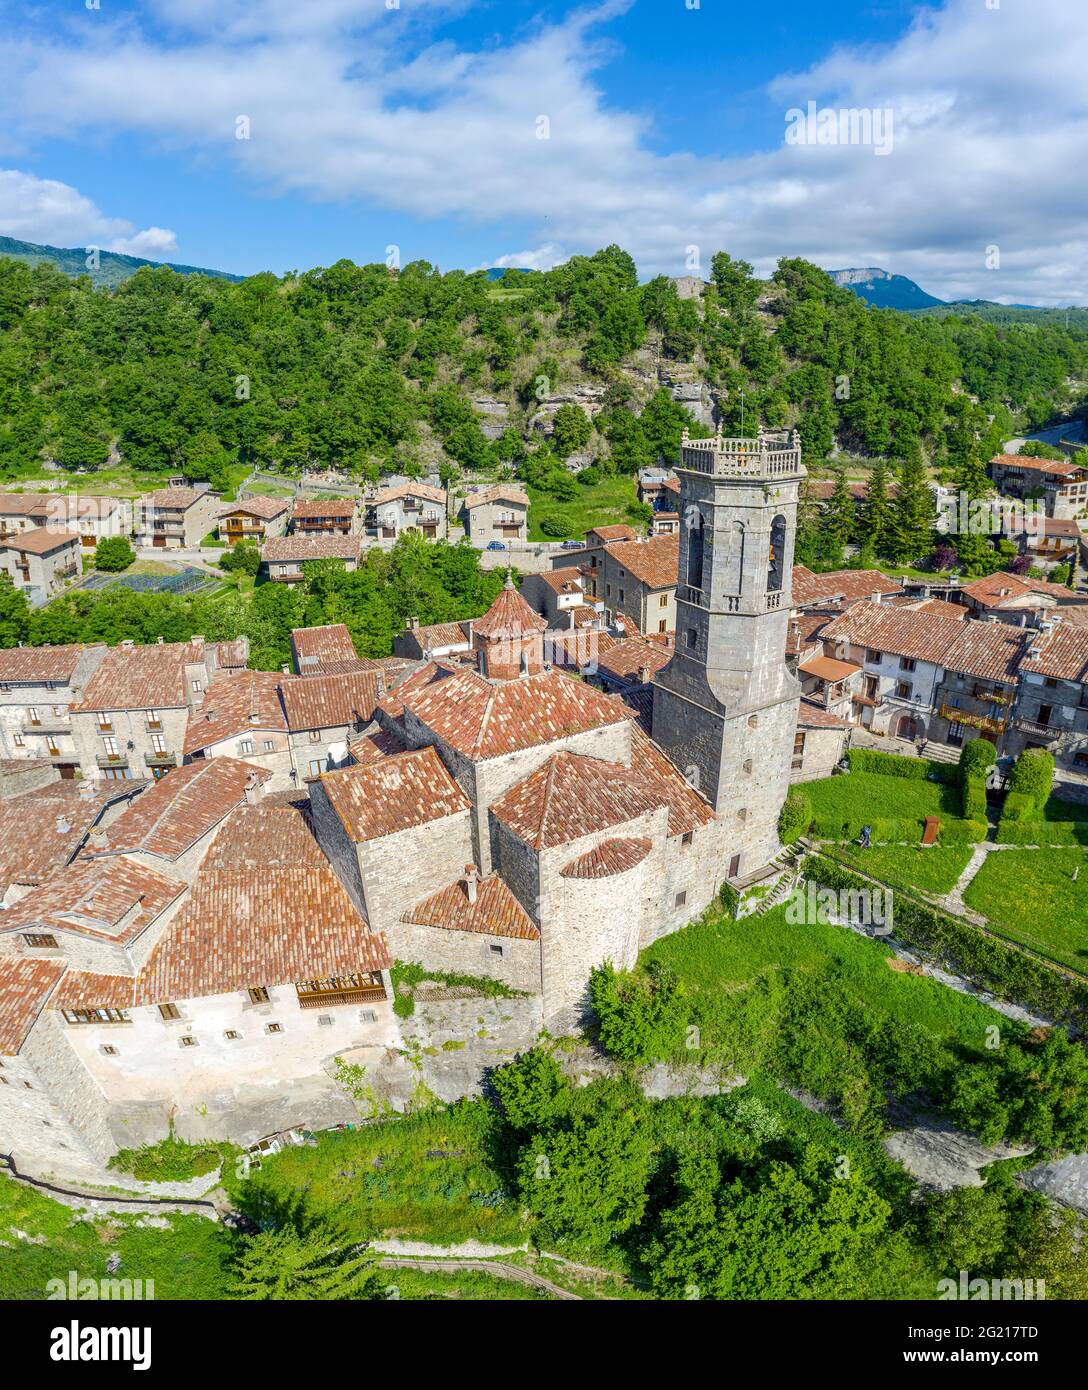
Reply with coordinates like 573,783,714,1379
1,244,1086,488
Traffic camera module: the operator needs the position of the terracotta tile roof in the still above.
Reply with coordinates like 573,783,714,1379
587,524,638,543
0,784,114,895
29,494,126,521
462,486,529,509
1020,625,1088,682
490,750,663,850
472,580,547,640
349,725,406,763
51,971,138,1012
787,611,836,657
821,601,1029,682
595,636,672,686
798,698,851,729
371,482,446,505
799,654,861,683
220,495,289,519
89,757,270,861
213,638,250,670
71,639,205,712
183,670,286,753
408,620,472,651
320,746,469,842
628,724,715,836
402,871,539,940
544,628,614,670
300,656,388,676
803,478,900,502
0,493,51,516
792,566,901,607
883,596,968,620
560,836,653,879
0,858,184,943
602,535,678,588
404,667,629,762
2,525,81,555
568,605,600,628
281,671,380,731
991,453,1087,479
0,643,96,684
959,572,1079,607
1052,604,1088,629
0,957,66,1053
537,567,584,594
262,534,360,563
378,661,458,719
290,624,357,669
142,487,213,509
204,804,328,870
138,866,391,1004
291,497,357,518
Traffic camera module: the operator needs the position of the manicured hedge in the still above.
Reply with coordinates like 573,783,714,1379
845,748,957,783
1007,748,1055,805
803,852,1088,1030
811,814,987,845
962,776,987,821
995,818,1088,846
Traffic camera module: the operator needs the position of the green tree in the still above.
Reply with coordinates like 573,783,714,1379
94,536,135,572
231,1227,382,1301
0,573,30,645
551,404,592,457
888,444,934,564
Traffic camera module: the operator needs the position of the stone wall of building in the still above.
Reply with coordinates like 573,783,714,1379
355,811,475,940
393,918,542,994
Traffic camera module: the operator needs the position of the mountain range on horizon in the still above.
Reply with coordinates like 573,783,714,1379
0,233,244,289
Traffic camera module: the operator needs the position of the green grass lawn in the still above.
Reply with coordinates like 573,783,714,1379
381,1264,550,1300
830,844,974,896
0,1172,228,1301
229,1103,524,1248
805,772,963,824
962,848,1088,972
526,474,640,540
642,902,1003,1057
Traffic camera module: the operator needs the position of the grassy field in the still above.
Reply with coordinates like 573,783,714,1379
805,772,963,823
962,848,1088,972
642,901,1003,1057
829,844,974,896
380,1265,549,1300
228,1103,524,1248
526,474,640,540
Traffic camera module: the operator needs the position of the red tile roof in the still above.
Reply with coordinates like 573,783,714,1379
628,725,715,836
0,783,116,895
3,525,81,555
137,866,391,1004
0,643,97,684
991,453,1087,479
349,726,406,763
220,495,289,519
291,497,357,518
88,757,270,861
490,750,663,850
204,804,329,870
0,957,66,1054
262,535,360,563
792,566,901,607
183,670,286,753
462,486,529,509
378,660,457,719
290,624,358,668
821,601,1029,682
587,524,637,543
371,482,446,505
797,698,851,729
1020,625,1088,682
595,636,672,686
472,580,547,640
71,639,206,712
280,671,380,731
799,655,861,683
959,571,1080,607
403,667,629,761
0,858,184,943
406,620,472,652
602,535,679,589
560,836,653,879
320,746,469,842
142,487,214,509
402,872,539,940
537,567,584,594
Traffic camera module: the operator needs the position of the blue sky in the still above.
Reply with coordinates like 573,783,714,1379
0,0,1085,303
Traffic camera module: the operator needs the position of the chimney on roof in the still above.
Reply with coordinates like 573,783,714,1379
77,778,96,800
120,639,135,649
87,825,108,852
638,663,652,685
463,863,478,905
243,771,263,807
406,616,419,632
282,664,291,675
55,815,71,835
157,636,164,645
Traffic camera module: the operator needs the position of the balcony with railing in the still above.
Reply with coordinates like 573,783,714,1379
96,752,129,769
679,428,804,478
939,702,1007,738
295,973,387,1009
144,751,178,770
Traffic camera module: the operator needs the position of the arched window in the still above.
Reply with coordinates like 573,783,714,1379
686,507,704,592
768,514,787,593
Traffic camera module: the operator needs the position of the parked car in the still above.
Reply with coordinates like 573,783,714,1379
486,540,507,550
560,539,583,549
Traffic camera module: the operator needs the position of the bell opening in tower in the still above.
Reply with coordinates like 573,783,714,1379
685,507,704,592
768,513,786,593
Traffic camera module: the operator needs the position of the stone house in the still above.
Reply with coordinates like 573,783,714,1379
289,497,360,536
260,534,360,583
280,671,381,781
183,670,293,782
218,495,290,545
1008,622,1088,781
990,454,1088,521
575,534,678,636
135,487,222,549
521,567,590,628
0,494,131,550
956,571,1086,626
289,623,359,673
791,702,850,783
369,483,447,542
0,644,108,777
68,637,223,781
797,653,862,722
0,527,82,598
393,618,474,663
460,486,529,544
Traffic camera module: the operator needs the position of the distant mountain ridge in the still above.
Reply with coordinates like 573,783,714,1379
0,234,244,288
828,267,945,310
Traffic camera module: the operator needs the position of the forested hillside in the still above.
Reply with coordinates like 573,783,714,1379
1,245,1086,488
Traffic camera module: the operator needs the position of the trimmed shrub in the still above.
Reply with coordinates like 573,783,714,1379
995,818,1088,846
94,536,135,572
1000,791,1036,823
962,776,988,821
845,748,957,783
778,788,811,843
537,512,569,538
803,853,1088,1031
958,739,997,780
936,818,988,845
1007,748,1054,808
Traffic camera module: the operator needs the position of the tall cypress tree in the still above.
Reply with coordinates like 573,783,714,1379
864,457,892,560
889,443,935,564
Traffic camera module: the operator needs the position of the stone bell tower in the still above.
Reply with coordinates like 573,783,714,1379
651,427,806,877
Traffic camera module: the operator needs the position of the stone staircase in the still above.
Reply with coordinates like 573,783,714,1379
752,844,803,917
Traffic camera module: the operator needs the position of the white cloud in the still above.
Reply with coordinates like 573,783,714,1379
480,244,566,273
0,168,178,258
0,0,1085,302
